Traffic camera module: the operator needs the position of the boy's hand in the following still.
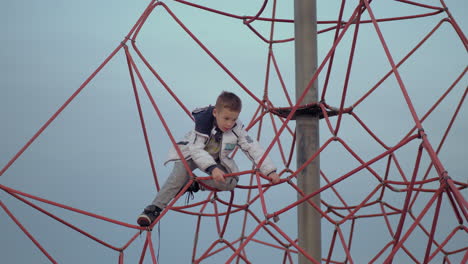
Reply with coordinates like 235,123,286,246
268,172,280,184
211,167,225,183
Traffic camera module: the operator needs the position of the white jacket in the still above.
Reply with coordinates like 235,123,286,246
165,106,277,176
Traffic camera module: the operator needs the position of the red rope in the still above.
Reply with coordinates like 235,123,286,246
0,200,57,263
125,45,161,191
1,0,467,263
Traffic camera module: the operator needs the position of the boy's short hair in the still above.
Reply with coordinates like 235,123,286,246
215,91,242,112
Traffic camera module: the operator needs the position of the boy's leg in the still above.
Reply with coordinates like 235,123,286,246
137,160,197,227
151,160,198,209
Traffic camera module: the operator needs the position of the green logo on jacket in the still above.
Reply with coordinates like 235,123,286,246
224,143,236,150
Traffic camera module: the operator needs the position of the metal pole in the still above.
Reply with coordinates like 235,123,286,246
294,0,321,263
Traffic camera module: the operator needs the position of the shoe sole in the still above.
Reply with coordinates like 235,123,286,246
137,215,152,227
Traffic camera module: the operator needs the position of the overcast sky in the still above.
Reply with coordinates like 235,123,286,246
1,0,467,263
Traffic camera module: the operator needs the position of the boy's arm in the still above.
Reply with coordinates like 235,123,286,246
235,124,278,180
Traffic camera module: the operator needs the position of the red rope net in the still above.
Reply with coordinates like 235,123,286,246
1,0,467,263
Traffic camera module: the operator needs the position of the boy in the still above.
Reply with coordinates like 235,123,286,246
137,91,280,227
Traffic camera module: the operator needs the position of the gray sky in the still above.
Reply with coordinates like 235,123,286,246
1,0,467,263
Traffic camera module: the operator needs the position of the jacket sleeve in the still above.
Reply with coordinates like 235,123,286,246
235,123,277,176
188,131,218,173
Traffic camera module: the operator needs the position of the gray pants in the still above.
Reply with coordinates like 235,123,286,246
152,159,238,209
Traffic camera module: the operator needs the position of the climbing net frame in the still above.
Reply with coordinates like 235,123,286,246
1,0,467,263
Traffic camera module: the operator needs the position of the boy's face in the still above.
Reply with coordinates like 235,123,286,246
213,107,240,132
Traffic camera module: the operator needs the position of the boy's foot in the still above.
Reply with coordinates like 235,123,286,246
187,181,200,193
184,181,201,203
137,205,161,227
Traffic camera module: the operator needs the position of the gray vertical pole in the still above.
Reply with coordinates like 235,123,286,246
294,0,321,263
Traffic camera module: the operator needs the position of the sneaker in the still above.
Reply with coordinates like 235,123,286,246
183,181,200,204
186,181,200,193
137,205,161,227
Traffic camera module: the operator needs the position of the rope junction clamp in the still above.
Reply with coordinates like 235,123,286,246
271,103,350,120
